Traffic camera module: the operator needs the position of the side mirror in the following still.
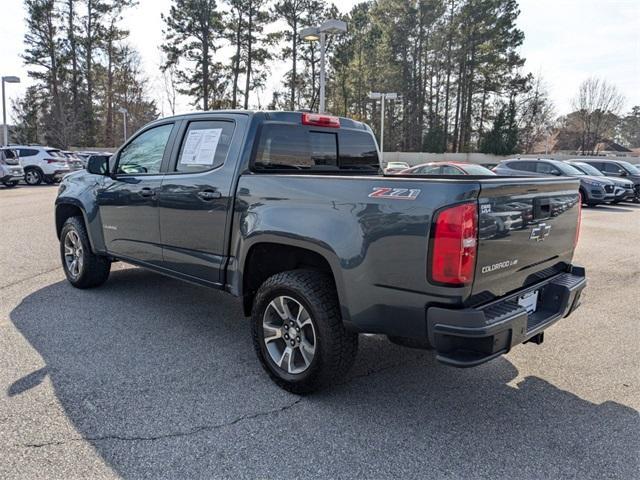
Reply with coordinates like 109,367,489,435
87,156,110,175
551,170,561,176
619,169,627,176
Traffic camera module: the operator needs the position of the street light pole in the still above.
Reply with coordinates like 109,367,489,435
380,94,385,158
2,76,21,146
118,107,128,143
319,32,326,113
300,20,347,114
368,92,398,163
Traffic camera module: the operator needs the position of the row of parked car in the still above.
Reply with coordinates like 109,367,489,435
0,145,111,187
385,158,640,205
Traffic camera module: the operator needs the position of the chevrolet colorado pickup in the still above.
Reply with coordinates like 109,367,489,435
55,111,586,393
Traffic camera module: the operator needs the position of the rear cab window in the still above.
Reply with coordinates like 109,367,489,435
253,123,379,173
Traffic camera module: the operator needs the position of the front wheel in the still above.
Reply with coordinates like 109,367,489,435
3,181,18,188
60,217,111,288
251,270,358,394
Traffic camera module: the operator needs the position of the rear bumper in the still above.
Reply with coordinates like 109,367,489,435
426,266,586,367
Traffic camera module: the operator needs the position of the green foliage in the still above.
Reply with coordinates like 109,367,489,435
17,0,156,148
618,106,640,149
161,0,226,110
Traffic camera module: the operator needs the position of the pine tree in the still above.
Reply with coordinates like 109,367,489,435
161,0,225,110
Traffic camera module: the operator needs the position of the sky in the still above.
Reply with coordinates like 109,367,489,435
1,0,639,123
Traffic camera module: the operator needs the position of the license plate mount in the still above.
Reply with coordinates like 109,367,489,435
518,290,539,314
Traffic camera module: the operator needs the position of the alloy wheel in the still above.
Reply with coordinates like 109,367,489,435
63,230,84,278
25,170,40,185
262,295,317,375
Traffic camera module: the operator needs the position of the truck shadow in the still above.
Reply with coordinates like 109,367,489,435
9,268,639,479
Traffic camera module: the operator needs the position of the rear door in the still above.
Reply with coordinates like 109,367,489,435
97,122,176,265
472,177,581,298
157,114,247,285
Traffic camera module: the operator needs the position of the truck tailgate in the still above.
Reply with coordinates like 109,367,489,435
472,177,581,300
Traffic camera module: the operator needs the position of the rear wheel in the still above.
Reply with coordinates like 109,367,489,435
251,270,358,394
60,216,111,288
24,168,43,186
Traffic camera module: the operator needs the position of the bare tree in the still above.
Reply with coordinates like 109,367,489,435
518,75,555,153
162,62,179,116
572,78,625,155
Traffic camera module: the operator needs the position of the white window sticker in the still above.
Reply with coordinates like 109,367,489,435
180,128,223,166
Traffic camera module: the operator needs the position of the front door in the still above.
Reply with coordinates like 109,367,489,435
97,122,175,265
158,117,240,285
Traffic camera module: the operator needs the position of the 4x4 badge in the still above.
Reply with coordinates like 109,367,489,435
530,223,552,241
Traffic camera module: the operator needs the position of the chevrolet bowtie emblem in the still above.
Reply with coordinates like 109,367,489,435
530,223,552,242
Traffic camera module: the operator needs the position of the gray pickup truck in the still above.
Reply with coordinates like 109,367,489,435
55,111,586,393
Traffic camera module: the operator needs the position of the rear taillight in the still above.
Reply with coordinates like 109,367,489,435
301,113,340,128
430,202,478,286
44,158,61,164
574,194,582,247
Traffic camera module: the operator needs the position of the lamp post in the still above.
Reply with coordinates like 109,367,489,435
117,107,128,142
300,19,347,113
368,92,398,162
2,76,21,146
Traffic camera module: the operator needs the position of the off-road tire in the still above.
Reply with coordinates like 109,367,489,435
60,216,111,288
251,270,358,394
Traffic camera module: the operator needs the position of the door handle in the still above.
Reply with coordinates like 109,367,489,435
197,190,222,200
139,187,155,197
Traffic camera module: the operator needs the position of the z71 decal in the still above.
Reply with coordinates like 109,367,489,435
368,187,421,200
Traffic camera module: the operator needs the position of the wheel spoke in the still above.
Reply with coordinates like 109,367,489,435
286,348,296,373
299,317,313,328
64,245,74,256
299,343,313,367
277,346,292,368
263,324,282,343
296,305,309,324
269,299,288,320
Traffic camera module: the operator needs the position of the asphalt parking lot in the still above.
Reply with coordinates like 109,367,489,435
1,185,638,479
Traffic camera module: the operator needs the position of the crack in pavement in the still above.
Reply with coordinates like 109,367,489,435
14,398,303,449
0,266,63,291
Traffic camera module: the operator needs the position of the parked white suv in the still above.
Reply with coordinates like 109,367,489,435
11,145,84,185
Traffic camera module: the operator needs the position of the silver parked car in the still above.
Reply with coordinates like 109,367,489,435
0,148,24,188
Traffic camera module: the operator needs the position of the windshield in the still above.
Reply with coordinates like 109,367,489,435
3,149,17,159
460,164,496,175
618,161,640,175
556,162,585,175
572,162,603,176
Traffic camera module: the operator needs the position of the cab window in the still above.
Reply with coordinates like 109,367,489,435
176,120,235,173
116,124,173,175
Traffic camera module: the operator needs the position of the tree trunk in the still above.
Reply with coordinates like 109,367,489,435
231,8,242,109
243,1,253,110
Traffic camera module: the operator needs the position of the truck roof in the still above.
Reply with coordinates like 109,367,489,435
154,110,370,131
